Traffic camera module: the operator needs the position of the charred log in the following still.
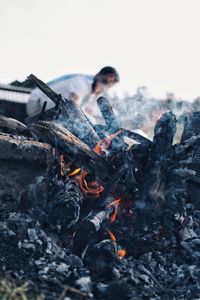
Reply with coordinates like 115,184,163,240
73,206,112,257
0,134,53,202
97,96,120,133
47,180,82,231
0,133,53,165
27,74,100,148
0,116,28,135
29,121,111,183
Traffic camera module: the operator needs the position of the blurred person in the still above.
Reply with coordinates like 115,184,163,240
27,66,120,124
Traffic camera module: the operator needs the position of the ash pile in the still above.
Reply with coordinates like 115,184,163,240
0,75,200,300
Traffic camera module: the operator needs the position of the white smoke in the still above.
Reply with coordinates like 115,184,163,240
109,87,200,140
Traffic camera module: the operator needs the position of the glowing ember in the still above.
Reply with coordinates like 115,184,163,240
83,178,104,195
108,199,121,223
93,143,102,155
68,168,81,177
64,162,103,197
78,170,104,197
107,230,126,258
93,129,122,155
107,229,116,242
117,249,126,258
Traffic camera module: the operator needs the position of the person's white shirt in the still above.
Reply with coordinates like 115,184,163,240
27,74,94,116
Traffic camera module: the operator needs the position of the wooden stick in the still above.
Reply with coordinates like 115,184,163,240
27,74,100,148
97,96,120,133
29,121,110,183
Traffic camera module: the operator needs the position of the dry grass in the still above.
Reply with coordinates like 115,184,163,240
0,278,44,300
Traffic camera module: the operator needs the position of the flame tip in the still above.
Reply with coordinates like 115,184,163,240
68,167,81,177
117,249,126,258
108,198,121,223
107,229,116,242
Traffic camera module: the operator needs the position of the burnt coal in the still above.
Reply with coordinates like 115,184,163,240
47,180,82,232
0,74,200,299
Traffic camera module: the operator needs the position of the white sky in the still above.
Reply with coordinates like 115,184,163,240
0,0,200,100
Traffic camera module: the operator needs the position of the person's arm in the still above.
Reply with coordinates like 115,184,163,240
67,75,93,106
69,92,80,103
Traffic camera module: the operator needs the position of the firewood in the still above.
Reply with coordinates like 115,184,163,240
26,74,100,148
97,96,120,133
29,121,111,183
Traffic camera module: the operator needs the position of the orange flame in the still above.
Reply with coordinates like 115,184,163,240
117,249,126,258
108,199,121,223
68,168,81,177
93,143,102,155
63,160,104,197
93,129,122,155
107,229,116,241
78,171,104,197
107,230,126,258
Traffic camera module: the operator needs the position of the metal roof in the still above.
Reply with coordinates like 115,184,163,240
0,84,31,104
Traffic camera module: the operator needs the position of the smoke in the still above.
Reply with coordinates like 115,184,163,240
109,87,200,140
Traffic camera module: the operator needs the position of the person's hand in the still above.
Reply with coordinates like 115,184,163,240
69,92,79,103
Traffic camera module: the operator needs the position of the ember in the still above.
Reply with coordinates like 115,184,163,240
108,198,121,223
93,129,123,155
68,167,81,177
107,229,117,241
0,74,200,299
117,249,126,258
76,170,104,197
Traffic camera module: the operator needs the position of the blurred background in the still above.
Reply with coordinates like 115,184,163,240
0,0,200,137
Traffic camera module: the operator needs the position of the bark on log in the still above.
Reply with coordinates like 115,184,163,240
27,74,100,148
29,121,111,183
0,133,53,165
97,96,120,133
0,134,53,200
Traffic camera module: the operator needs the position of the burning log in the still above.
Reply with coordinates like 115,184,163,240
97,96,120,133
29,121,111,183
73,170,104,198
96,96,151,152
73,197,124,258
26,74,100,148
73,206,112,258
73,165,127,257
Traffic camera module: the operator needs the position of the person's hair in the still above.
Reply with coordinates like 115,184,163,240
98,66,120,82
92,66,120,92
